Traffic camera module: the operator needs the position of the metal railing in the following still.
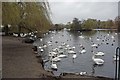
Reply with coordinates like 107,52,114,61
115,47,120,80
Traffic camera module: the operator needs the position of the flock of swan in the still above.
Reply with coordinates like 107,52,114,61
36,30,119,72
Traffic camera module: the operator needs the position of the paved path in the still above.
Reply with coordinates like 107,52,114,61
2,36,52,78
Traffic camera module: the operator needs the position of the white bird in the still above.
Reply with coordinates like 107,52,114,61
72,54,77,59
96,39,100,41
80,49,86,54
58,46,63,49
52,57,61,62
40,38,43,41
51,63,57,70
68,50,76,54
43,45,47,48
94,52,105,56
40,49,44,52
111,36,114,39
49,52,57,57
79,36,84,39
38,46,42,49
92,55,104,65
80,72,87,76
91,44,98,47
113,55,119,61
57,54,67,58
47,41,51,44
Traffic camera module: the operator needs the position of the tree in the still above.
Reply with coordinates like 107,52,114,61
70,18,81,31
2,2,52,36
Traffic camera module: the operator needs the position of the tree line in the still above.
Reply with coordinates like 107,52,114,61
2,2,52,36
66,17,119,31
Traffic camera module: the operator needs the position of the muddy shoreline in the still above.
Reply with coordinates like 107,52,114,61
2,36,113,80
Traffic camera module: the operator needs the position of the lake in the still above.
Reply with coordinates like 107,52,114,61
34,29,119,78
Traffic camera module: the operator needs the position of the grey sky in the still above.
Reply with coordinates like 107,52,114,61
49,1,118,24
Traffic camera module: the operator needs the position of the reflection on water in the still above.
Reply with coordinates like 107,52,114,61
34,30,119,78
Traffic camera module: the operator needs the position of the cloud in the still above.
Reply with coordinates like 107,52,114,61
49,2,118,24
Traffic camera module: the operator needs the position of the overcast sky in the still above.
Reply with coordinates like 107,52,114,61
48,0,119,24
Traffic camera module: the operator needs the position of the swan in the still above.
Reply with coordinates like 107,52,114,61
94,52,105,56
72,54,77,59
47,41,51,44
96,38,100,41
66,44,70,48
80,49,86,54
91,44,98,47
43,45,47,48
79,36,84,39
40,49,44,52
51,63,57,70
61,43,66,46
68,50,76,54
57,54,67,58
49,52,57,57
113,55,119,61
58,46,63,49
111,36,114,39
80,72,87,76
52,57,61,62
38,46,42,49
40,38,43,41
92,55,104,65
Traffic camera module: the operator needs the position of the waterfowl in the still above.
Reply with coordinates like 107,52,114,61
68,50,76,54
79,36,84,39
91,44,98,47
80,49,86,54
94,52,105,56
72,54,77,59
51,63,58,70
92,55,104,65
80,72,87,76
57,54,67,58
113,55,119,61
52,57,61,62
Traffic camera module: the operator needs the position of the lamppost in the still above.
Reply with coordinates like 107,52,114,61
115,47,120,80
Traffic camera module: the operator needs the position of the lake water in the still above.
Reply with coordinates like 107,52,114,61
34,29,119,78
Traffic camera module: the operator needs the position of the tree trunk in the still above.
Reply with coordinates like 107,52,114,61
4,25,8,36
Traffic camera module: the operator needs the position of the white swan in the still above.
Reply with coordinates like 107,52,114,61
79,36,84,39
92,55,104,65
113,55,119,61
40,38,43,41
80,49,86,54
40,49,44,52
68,50,76,54
49,52,57,57
51,63,57,70
80,72,87,76
91,44,98,47
72,54,77,59
94,52,105,56
52,57,61,62
57,54,67,58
